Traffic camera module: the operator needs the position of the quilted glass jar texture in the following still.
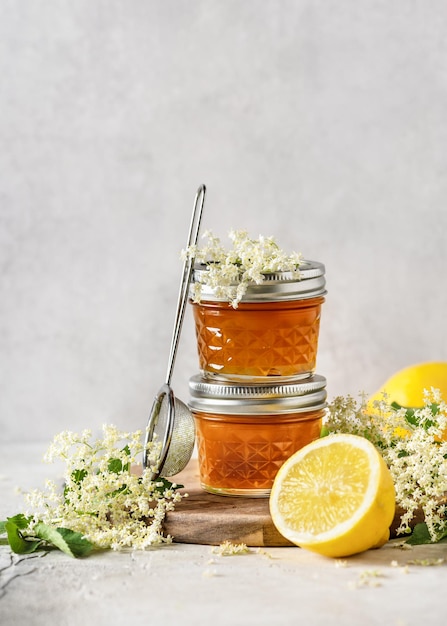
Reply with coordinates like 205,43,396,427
190,260,326,382
191,296,324,381
188,375,327,497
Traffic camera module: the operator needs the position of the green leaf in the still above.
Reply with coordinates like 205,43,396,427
391,402,439,431
109,484,129,498
320,425,330,438
5,520,43,554
397,449,410,458
406,522,447,545
56,528,94,557
430,403,440,416
107,458,123,474
107,446,131,474
72,469,88,484
2,516,93,557
34,523,93,558
154,477,182,495
391,402,419,427
7,513,32,530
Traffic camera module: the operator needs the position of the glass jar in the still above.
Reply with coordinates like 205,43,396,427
188,374,327,497
190,260,326,381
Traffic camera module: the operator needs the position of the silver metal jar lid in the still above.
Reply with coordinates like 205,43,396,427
190,259,326,303
188,374,327,415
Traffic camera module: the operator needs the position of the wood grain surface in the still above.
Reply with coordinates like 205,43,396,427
164,460,422,547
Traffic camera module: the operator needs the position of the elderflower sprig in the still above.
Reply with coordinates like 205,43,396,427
1,425,186,556
324,390,447,543
182,230,303,307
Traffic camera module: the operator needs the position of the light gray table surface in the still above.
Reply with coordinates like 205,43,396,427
1,442,446,626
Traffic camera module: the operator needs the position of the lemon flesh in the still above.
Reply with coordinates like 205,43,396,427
269,434,395,558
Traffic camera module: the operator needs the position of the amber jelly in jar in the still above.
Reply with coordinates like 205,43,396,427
190,260,326,382
188,374,327,497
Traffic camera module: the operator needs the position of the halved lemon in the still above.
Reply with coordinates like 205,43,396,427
269,434,396,558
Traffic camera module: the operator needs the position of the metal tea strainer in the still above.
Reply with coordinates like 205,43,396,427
142,184,206,479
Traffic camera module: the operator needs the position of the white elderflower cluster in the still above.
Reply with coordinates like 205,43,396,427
324,390,447,542
212,540,252,556
182,229,303,307
24,425,185,551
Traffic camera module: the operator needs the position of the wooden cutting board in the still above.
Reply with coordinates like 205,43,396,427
164,460,422,547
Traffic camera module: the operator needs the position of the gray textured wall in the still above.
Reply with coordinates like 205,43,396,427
2,1,447,442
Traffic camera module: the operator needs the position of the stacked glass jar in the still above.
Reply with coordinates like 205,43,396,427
188,260,327,497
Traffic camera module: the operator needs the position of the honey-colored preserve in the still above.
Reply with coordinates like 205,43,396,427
193,409,325,497
191,296,325,381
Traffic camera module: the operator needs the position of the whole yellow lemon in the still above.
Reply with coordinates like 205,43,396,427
369,362,447,408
